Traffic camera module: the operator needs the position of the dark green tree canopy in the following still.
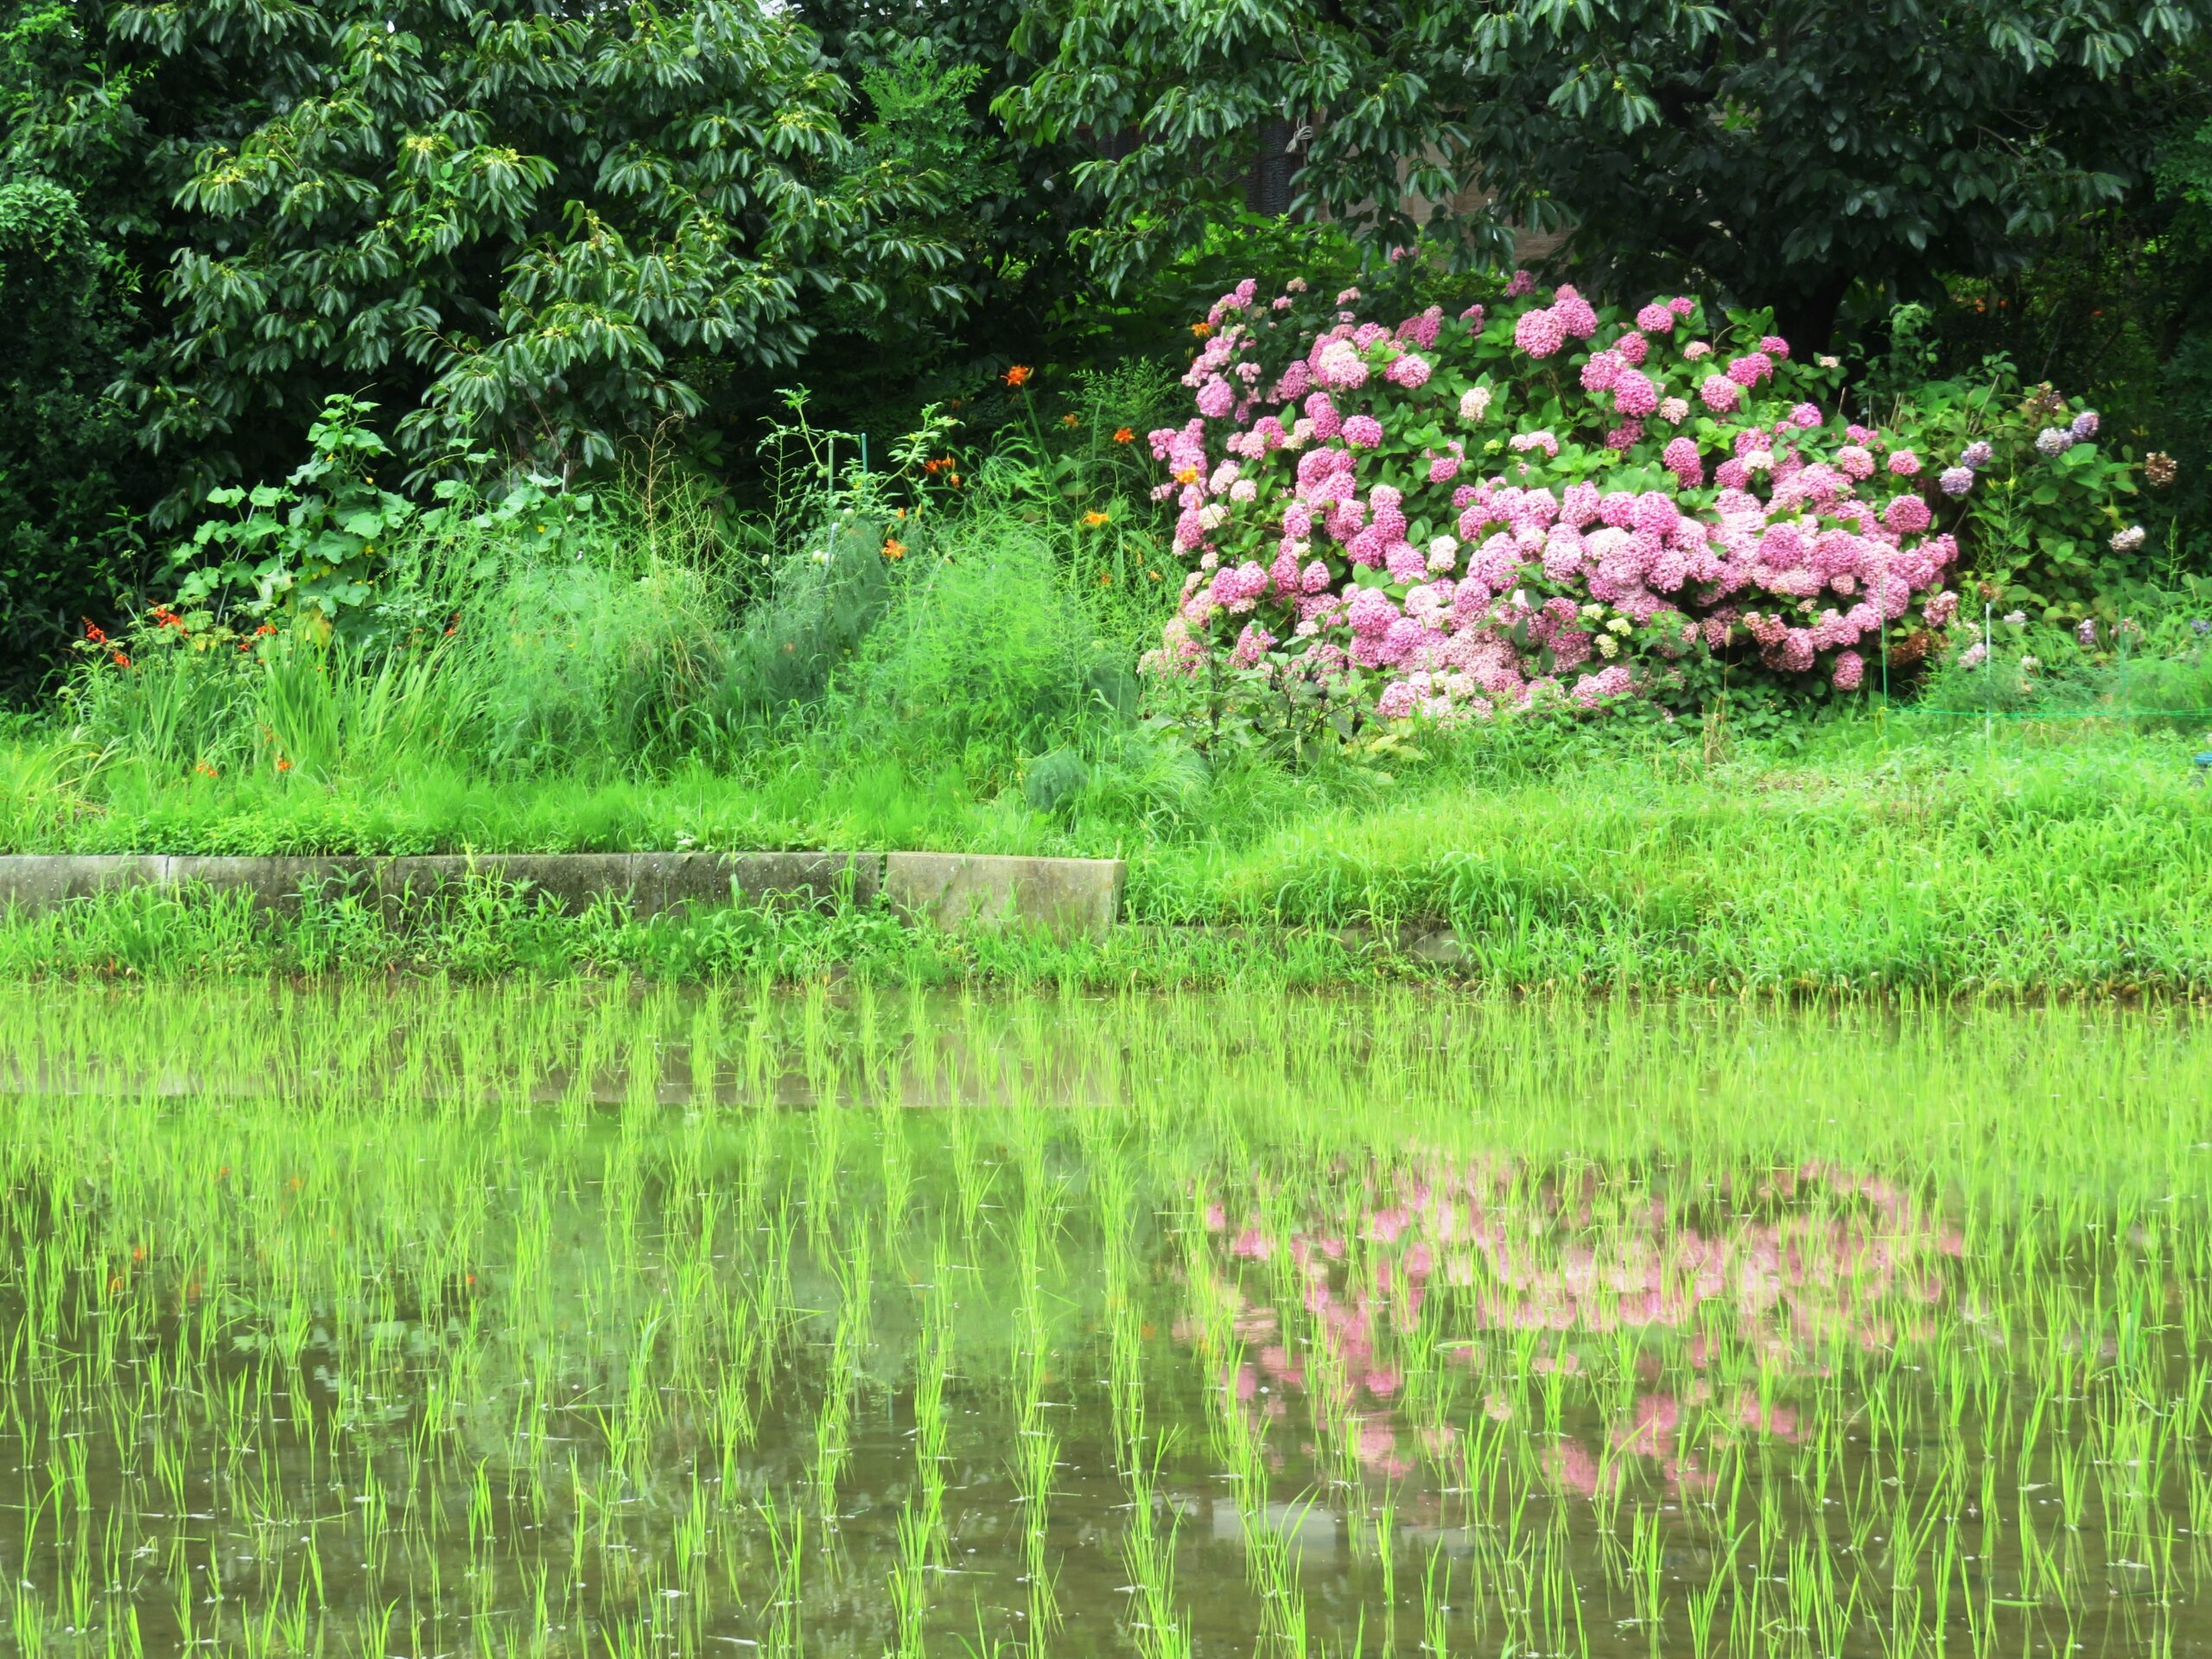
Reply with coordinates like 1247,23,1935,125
7,0,965,512
1000,0,2205,343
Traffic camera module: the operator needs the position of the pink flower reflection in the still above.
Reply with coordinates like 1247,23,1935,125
1175,1151,1963,1506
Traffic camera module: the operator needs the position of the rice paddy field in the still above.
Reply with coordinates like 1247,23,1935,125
2,983,2208,1658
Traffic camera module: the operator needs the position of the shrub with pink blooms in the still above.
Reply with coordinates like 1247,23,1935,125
1137,272,2139,731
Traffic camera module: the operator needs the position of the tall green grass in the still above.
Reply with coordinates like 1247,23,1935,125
7,709,2210,992
8,447,2212,993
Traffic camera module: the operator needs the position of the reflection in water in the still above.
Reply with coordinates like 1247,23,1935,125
0,983,2204,1658
1191,1154,1963,1506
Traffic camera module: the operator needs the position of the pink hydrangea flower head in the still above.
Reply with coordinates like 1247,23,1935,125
1615,329,1649,365
1503,270,1535,298
1632,492,1680,537
1669,296,1696,317
1698,374,1742,414
1514,307,1567,359
1343,414,1385,450
1605,420,1643,450
1938,466,1973,497
1887,449,1921,477
1835,445,1874,480
1580,350,1624,392
1396,306,1444,348
1662,436,1703,486
1759,334,1790,359
1658,396,1690,426
1611,369,1658,418
1884,494,1932,535
1346,588,1397,637
1315,339,1370,391
1636,302,1675,333
1196,378,1235,418
1788,403,1821,429
1682,340,1713,361
1386,351,1433,390
1554,290,1599,340
1725,353,1773,388
1428,453,1461,485
1832,650,1864,690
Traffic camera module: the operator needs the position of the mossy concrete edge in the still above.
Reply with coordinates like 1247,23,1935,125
0,852,1127,939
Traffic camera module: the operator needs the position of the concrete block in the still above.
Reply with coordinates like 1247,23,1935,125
665,852,883,914
884,852,1124,939
0,855,168,913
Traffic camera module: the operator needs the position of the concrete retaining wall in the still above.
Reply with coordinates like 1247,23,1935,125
0,850,1125,939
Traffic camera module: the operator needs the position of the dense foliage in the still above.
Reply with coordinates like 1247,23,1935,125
3,0,965,515
3,0,2209,715
0,172,155,697
1001,0,2206,346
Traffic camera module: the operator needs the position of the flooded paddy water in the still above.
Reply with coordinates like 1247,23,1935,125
1,983,2207,1657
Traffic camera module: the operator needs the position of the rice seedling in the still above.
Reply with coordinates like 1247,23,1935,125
0,985,2206,1656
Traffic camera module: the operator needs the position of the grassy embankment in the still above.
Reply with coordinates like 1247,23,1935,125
4,715,2208,993
4,480,2209,991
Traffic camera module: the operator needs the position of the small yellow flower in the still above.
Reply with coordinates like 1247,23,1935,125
1082,511,1109,527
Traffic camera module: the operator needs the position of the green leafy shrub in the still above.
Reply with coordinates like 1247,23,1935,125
9,0,963,518
1873,369,2149,617
0,174,155,697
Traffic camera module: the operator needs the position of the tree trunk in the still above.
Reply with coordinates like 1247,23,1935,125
1770,270,1853,355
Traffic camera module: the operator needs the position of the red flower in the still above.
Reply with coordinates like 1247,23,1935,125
84,622,106,645
1002,364,1033,388
111,650,131,669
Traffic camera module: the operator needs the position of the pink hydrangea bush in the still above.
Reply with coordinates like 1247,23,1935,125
1141,274,1966,725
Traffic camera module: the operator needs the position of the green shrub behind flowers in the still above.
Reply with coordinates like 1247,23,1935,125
1139,271,2148,738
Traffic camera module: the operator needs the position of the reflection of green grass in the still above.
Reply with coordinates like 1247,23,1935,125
5,714,2210,992
2,984,2207,1654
